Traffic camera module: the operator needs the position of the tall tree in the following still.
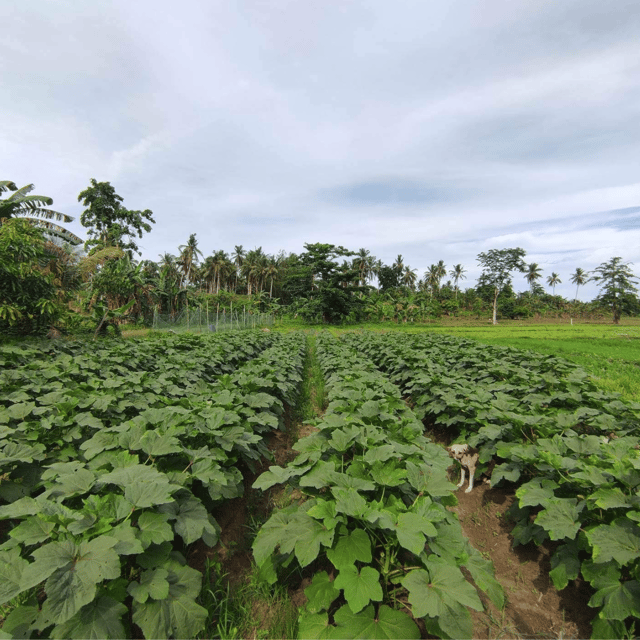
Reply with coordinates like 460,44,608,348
476,248,527,325
450,264,466,299
546,272,561,295
78,179,154,256
401,266,418,290
178,233,202,288
525,263,543,293
592,257,639,324
570,267,589,301
435,260,447,291
0,180,82,247
298,243,365,323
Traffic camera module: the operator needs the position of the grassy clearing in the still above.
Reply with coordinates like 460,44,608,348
198,558,298,640
295,333,326,422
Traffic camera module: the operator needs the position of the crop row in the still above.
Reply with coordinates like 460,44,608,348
342,331,640,638
0,331,306,639
252,333,503,639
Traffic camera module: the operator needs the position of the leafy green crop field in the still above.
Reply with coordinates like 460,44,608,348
1,325,639,638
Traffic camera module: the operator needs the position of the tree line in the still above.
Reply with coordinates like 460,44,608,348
1,179,638,335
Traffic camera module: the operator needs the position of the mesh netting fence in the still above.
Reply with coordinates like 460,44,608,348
152,307,274,333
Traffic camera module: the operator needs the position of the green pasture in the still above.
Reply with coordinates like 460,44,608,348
273,319,640,403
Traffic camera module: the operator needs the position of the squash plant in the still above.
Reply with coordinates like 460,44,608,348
253,333,503,639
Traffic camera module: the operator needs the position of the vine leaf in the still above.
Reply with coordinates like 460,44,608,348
394,512,437,555
332,604,420,639
100,465,180,509
136,511,174,549
297,611,334,639
128,568,170,603
0,548,28,605
401,559,482,619
304,571,340,614
50,596,128,639
327,529,372,570
131,560,207,639
333,565,382,614
535,498,584,540
549,540,580,590
515,478,558,507
586,519,640,566
588,580,640,621
34,535,121,628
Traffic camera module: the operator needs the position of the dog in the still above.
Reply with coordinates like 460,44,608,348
447,444,480,493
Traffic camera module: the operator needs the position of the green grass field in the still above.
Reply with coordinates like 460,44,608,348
272,319,640,403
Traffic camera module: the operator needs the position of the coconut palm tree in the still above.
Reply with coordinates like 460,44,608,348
178,234,203,288
435,260,447,290
353,248,372,286
401,266,418,290
570,267,589,301
449,264,467,299
425,264,440,299
525,263,543,293
0,181,83,247
393,254,404,273
547,272,562,295
232,245,245,292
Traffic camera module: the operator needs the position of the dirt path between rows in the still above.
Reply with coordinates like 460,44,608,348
451,481,594,639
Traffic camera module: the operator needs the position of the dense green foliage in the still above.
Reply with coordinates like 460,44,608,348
0,220,59,334
0,331,305,638
344,331,640,638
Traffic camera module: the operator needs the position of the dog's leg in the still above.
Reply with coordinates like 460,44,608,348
457,467,465,488
465,459,477,493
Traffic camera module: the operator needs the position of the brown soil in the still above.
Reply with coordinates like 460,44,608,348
451,481,595,639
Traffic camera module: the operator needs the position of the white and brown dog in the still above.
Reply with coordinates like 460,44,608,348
447,444,479,493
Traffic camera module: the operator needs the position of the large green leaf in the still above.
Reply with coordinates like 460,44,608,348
589,580,640,621
401,558,482,619
50,596,127,639
9,515,55,545
252,464,312,490
549,540,580,590
131,561,207,639
586,518,640,565
34,536,121,628
332,604,420,639
333,565,382,614
327,528,372,570
253,508,333,569
515,478,558,507
0,548,28,605
405,461,454,497
394,512,437,555
136,511,174,549
297,611,334,639
159,495,220,545
462,544,504,609
139,429,183,456
535,498,584,540
128,568,170,603
100,464,180,509
304,571,340,613
332,487,369,518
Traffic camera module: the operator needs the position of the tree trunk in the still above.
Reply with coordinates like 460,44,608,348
492,289,499,325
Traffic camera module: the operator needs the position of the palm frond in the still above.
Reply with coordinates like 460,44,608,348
6,184,36,201
0,181,18,194
79,246,125,276
26,218,83,245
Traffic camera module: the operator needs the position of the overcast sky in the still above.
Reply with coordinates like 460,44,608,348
3,0,640,300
